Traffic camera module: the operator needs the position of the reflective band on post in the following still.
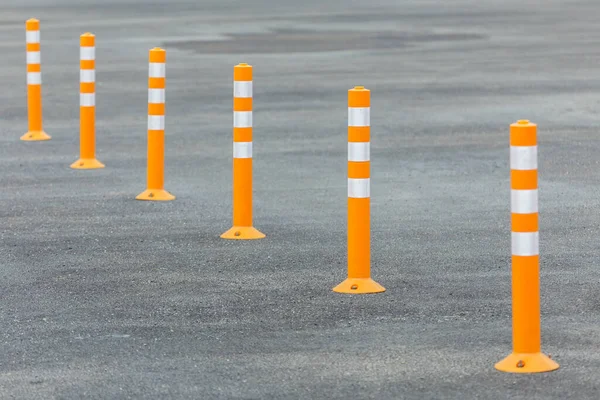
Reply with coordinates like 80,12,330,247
348,107,370,127
348,178,370,198
234,81,252,98
80,47,95,60
511,232,539,256
148,89,165,103
233,142,253,158
26,51,40,64
234,111,252,128
27,72,41,84
80,93,95,107
348,142,370,162
511,189,538,214
149,63,165,78
80,70,95,83
26,31,40,43
510,146,538,170
148,115,165,130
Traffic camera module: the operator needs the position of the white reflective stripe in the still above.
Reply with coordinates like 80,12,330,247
510,146,537,170
148,115,165,130
348,107,370,127
234,111,252,128
348,178,370,198
511,189,538,214
149,63,165,78
80,93,95,107
27,72,41,84
26,51,40,64
80,47,95,61
148,89,165,104
233,142,253,158
233,81,252,98
80,70,95,83
348,142,370,162
511,232,539,256
26,31,40,43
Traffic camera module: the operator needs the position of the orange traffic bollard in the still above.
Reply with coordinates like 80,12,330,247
136,48,175,201
221,63,265,239
71,33,104,169
21,18,50,141
495,120,558,373
333,86,385,294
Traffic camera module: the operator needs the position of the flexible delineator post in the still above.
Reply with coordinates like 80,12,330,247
333,86,384,294
221,63,265,239
22,18,50,141
71,33,104,169
136,48,175,201
495,120,559,373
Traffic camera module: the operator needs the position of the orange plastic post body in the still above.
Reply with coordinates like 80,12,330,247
332,86,384,294
22,18,50,141
71,33,104,169
495,120,558,373
221,64,265,239
136,48,175,201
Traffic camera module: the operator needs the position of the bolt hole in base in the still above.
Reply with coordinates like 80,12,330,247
148,193,154,198
495,352,558,373
332,278,385,294
220,226,266,240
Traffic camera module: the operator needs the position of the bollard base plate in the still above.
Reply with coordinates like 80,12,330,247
136,189,175,201
221,226,265,240
21,130,51,141
333,278,386,294
495,352,559,373
70,158,105,169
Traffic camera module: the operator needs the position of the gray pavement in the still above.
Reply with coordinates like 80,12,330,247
1,0,600,398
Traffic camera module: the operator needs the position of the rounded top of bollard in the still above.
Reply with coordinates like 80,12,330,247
348,86,370,107
234,63,252,80
510,119,537,146
80,33,95,47
26,18,40,30
149,47,166,63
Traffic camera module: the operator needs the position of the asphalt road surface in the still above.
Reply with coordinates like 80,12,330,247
2,0,600,398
